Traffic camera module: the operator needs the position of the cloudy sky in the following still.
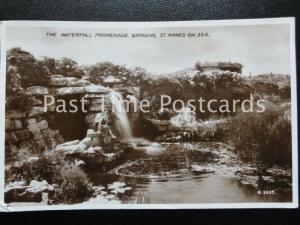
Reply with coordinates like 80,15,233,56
5,23,291,75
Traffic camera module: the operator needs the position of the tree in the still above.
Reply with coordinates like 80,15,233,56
57,57,85,78
89,62,131,84
41,57,59,74
7,47,50,87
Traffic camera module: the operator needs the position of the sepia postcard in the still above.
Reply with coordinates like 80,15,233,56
0,18,298,211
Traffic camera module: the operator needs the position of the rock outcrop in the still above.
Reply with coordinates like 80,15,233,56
6,74,140,154
5,180,54,203
5,109,64,153
142,117,227,142
56,129,123,167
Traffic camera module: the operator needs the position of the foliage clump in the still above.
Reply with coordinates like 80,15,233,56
6,48,85,110
228,104,291,167
6,150,92,203
7,48,50,87
42,56,85,78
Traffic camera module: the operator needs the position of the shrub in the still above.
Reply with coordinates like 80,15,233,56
53,162,92,203
89,61,131,84
267,117,292,165
195,119,228,141
5,65,33,110
6,150,64,184
228,106,291,167
278,85,291,99
5,144,19,165
7,47,50,87
6,48,85,109
6,89,34,110
6,150,93,204
40,57,85,78
57,57,85,78
40,57,58,74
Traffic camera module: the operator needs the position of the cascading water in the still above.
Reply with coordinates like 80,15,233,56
126,94,139,113
109,90,133,139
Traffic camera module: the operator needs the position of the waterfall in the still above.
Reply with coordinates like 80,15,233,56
109,90,133,139
126,94,139,113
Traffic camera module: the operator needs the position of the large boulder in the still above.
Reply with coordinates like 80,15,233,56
14,119,23,129
85,85,108,94
5,119,15,131
26,86,49,95
56,129,121,167
19,180,54,203
80,146,105,165
27,107,45,117
12,129,31,141
49,76,68,86
56,139,106,166
170,107,197,128
56,132,93,155
18,189,43,202
27,123,41,135
56,140,81,153
50,75,64,78
103,76,122,85
5,180,54,203
38,120,48,131
26,118,37,125
145,119,170,132
68,79,91,87
51,76,90,87
83,93,107,99
5,181,28,203
6,110,26,119
65,77,78,83
55,87,85,95
27,180,54,193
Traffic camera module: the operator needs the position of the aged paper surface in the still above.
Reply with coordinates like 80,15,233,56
0,18,298,211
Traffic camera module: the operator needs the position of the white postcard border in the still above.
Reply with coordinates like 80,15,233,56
0,17,298,211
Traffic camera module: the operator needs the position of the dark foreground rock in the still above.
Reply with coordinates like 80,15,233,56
5,180,54,203
56,129,126,168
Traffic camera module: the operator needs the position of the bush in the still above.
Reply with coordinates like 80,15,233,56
6,150,64,184
6,150,92,204
89,61,131,84
58,57,85,78
7,48,50,87
228,106,291,167
140,72,252,119
6,89,34,110
278,85,291,99
195,119,228,141
41,57,85,78
53,162,92,203
5,65,34,110
6,48,85,109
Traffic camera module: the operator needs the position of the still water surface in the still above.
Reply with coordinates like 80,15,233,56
89,142,292,203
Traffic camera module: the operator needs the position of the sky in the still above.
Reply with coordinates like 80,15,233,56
5,23,291,75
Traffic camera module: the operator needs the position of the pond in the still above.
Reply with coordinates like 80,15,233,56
88,142,292,204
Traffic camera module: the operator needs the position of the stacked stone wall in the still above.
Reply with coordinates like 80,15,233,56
5,74,140,154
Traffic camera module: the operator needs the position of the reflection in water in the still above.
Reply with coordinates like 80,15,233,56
89,142,292,204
